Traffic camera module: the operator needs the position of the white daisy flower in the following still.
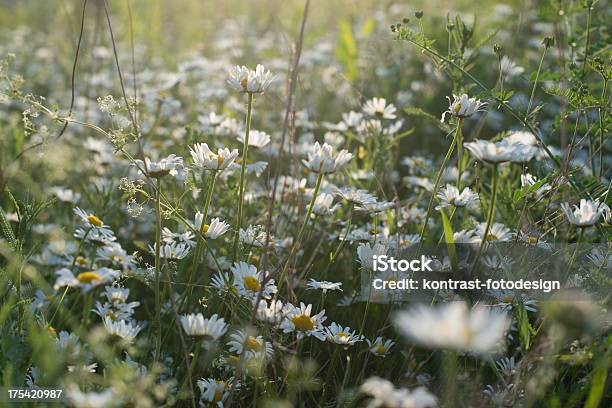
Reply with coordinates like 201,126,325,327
194,214,230,239
198,378,231,407
360,377,437,408
357,242,388,270
280,302,326,340
311,193,339,216
453,229,479,244
231,262,277,300
180,313,228,339
74,207,108,230
474,222,513,243
102,317,142,343
74,227,117,245
334,187,377,206
341,111,364,128
239,225,267,247
238,129,270,148
324,322,363,345
560,199,609,227
520,173,551,199
464,139,536,164
302,142,353,174
149,242,191,259
363,97,397,119
190,143,238,172
96,243,137,271
66,386,118,408
366,337,395,356
134,154,184,178
586,247,611,269
227,330,273,359
394,302,510,355
306,279,342,293
441,93,487,122
255,299,285,325
436,184,480,210
227,64,274,94
54,267,120,292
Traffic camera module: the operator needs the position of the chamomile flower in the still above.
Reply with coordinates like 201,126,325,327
394,302,510,355
74,227,116,245
311,193,339,216
360,377,437,408
194,214,230,239
227,330,273,359
238,129,270,148
54,267,120,292
441,93,487,122
464,139,536,164
453,229,479,244
307,279,342,293
227,64,274,93
149,242,191,259
197,378,231,407
180,313,228,339
334,187,377,206
341,111,364,128
560,199,609,227
520,173,551,199
302,142,353,174
66,386,118,408
280,302,326,340
363,97,397,119
239,225,267,247
325,322,363,346
474,222,513,243
96,243,137,271
366,337,395,356
74,207,108,229
190,143,238,172
436,185,480,210
255,299,285,325
231,262,277,300
102,317,142,343
135,154,184,178
357,242,388,270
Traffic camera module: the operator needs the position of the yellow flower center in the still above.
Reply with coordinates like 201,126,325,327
76,271,101,284
106,310,117,321
48,326,57,337
87,215,103,227
376,345,386,354
240,77,248,90
213,381,225,402
76,256,88,266
227,355,240,367
358,145,367,159
453,102,462,114
292,314,315,332
243,276,262,292
486,233,499,241
528,236,538,245
217,155,225,166
110,255,123,263
244,336,263,352
249,254,260,264
337,332,349,339
202,224,210,234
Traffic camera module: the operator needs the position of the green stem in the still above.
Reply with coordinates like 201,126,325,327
154,178,162,362
472,164,498,270
582,5,592,77
232,92,254,260
525,46,547,121
455,119,464,190
187,171,218,304
278,171,324,292
420,132,458,240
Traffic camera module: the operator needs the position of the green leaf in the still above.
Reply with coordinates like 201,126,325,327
585,364,608,408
